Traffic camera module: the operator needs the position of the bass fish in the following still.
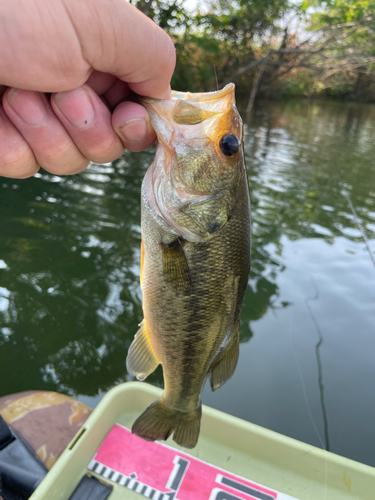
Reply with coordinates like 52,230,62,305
127,83,251,448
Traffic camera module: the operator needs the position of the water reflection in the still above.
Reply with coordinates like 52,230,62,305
0,100,375,466
0,153,147,396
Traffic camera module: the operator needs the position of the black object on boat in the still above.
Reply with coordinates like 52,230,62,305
0,414,48,499
0,415,113,500
68,475,113,500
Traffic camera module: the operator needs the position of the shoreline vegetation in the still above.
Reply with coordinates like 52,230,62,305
130,0,375,104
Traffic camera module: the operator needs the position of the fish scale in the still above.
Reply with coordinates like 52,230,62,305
126,84,251,448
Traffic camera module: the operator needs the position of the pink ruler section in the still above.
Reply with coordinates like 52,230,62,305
88,424,299,500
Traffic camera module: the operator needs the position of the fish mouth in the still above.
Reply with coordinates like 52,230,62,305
139,83,235,104
138,83,240,142
138,84,237,131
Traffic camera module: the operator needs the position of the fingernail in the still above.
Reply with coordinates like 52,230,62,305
54,87,95,128
120,119,147,142
7,89,47,126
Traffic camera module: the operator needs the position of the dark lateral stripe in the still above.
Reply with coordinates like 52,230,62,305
124,477,131,487
116,474,123,483
108,470,114,480
149,489,156,498
220,476,275,500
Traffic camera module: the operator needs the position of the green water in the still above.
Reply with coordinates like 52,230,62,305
1,100,375,466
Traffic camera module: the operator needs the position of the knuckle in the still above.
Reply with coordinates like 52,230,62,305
0,145,38,179
15,166,40,179
43,156,90,175
36,140,89,175
66,158,90,175
40,138,76,164
87,137,124,163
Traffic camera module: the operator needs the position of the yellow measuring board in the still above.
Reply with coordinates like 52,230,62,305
31,382,375,500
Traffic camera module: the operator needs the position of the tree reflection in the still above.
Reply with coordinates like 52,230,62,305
0,152,150,395
1,100,375,397
238,99,375,343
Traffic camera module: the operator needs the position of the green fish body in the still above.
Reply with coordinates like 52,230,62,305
127,84,251,448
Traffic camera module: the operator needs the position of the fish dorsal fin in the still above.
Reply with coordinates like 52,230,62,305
210,322,240,391
126,320,159,381
161,238,192,290
172,100,217,125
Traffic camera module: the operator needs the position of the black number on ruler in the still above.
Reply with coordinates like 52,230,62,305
216,474,275,500
165,456,190,499
209,488,244,500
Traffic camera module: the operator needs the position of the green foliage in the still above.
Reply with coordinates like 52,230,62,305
172,34,225,92
133,0,375,101
129,0,189,30
172,0,290,92
198,0,290,42
303,0,375,24
292,0,375,101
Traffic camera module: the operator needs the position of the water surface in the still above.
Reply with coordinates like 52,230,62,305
0,99,374,467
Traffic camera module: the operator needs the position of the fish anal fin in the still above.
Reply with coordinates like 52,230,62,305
210,324,240,391
126,320,159,381
132,399,202,449
161,238,192,290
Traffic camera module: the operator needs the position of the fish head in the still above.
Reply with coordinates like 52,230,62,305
142,84,245,242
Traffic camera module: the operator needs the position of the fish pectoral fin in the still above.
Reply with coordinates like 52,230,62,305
160,237,192,290
126,320,159,381
210,323,240,391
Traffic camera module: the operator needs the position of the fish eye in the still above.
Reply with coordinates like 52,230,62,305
219,133,241,156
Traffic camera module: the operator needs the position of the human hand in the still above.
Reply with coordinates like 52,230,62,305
0,0,175,178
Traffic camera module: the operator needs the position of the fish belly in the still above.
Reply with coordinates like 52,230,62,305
128,172,250,448
141,173,250,411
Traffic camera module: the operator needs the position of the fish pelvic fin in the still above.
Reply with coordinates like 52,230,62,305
132,399,202,449
210,323,240,391
126,320,159,381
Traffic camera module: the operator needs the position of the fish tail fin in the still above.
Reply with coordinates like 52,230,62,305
173,406,202,448
132,399,202,449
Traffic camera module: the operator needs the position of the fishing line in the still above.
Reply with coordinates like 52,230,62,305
214,65,219,91
288,308,324,448
288,306,328,500
345,192,375,271
305,278,330,452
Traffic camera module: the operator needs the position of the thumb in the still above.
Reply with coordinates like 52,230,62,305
0,0,175,98
66,0,176,98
